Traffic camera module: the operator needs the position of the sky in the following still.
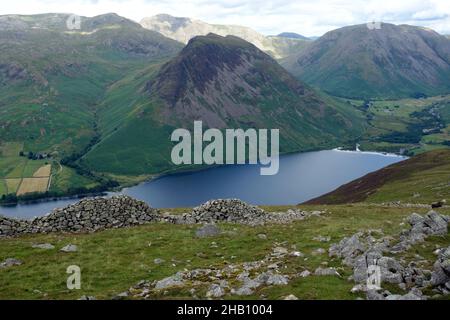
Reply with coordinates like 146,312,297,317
0,0,449,37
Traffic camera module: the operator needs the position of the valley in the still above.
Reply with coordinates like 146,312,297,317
0,8,449,302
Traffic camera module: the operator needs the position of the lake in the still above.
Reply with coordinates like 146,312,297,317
0,149,406,219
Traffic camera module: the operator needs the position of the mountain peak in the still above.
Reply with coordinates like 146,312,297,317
277,32,309,40
283,22,450,99
143,32,359,139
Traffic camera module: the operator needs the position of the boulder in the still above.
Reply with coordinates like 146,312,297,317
0,258,22,269
155,273,185,290
60,244,78,253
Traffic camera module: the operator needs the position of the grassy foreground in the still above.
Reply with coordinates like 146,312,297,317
1,204,449,300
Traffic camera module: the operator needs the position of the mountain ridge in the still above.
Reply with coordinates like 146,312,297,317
140,14,310,59
282,23,450,99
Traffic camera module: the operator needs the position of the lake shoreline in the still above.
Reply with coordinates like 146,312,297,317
0,147,407,218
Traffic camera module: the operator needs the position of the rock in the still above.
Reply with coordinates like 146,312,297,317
0,258,22,269
155,273,185,290
272,247,289,256
78,295,96,300
283,294,298,300
173,199,323,225
431,245,450,287
266,273,289,285
32,243,55,250
385,288,425,300
153,258,165,264
233,286,253,296
257,234,267,240
206,283,226,298
290,251,304,257
351,284,368,293
353,253,403,284
329,234,366,266
0,196,160,236
188,199,266,224
195,224,221,238
60,244,77,253
299,270,311,278
113,292,129,300
314,267,340,276
366,289,387,300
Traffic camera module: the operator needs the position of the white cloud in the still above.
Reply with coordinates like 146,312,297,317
0,0,449,36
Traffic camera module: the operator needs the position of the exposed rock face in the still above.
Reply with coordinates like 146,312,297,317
0,196,160,237
328,211,450,300
431,246,450,292
391,210,449,253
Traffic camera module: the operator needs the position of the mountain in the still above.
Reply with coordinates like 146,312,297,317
81,34,365,176
282,23,450,99
277,32,310,40
305,149,450,204
140,14,310,59
0,13,182,158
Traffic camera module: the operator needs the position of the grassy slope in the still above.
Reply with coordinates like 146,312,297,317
1,204,448,300
306,149,450,205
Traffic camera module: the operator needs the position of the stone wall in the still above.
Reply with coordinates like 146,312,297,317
0,196,160,237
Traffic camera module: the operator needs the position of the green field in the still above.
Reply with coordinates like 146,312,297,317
0,142,99,199
0,204,448,300
339,95,450,155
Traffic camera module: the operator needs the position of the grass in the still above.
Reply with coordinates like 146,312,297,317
16,177,49,196
1,204,448,300
5,179,22,194
342,95,450,155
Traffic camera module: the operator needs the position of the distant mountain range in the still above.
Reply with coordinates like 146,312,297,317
0,13,364,180
277,32,310,40
1,12,449,192
282,23,450,99
140,14,310,59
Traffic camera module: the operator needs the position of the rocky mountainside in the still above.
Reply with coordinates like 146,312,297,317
81,34,365,175
140,14,310,59
282,23,450,99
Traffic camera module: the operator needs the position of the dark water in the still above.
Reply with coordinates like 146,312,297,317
0,149,406,219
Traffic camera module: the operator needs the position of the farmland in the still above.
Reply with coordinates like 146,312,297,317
0,142,100,200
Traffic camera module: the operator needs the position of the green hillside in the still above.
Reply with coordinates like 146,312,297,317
282,23,450,99
306,149,450,204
